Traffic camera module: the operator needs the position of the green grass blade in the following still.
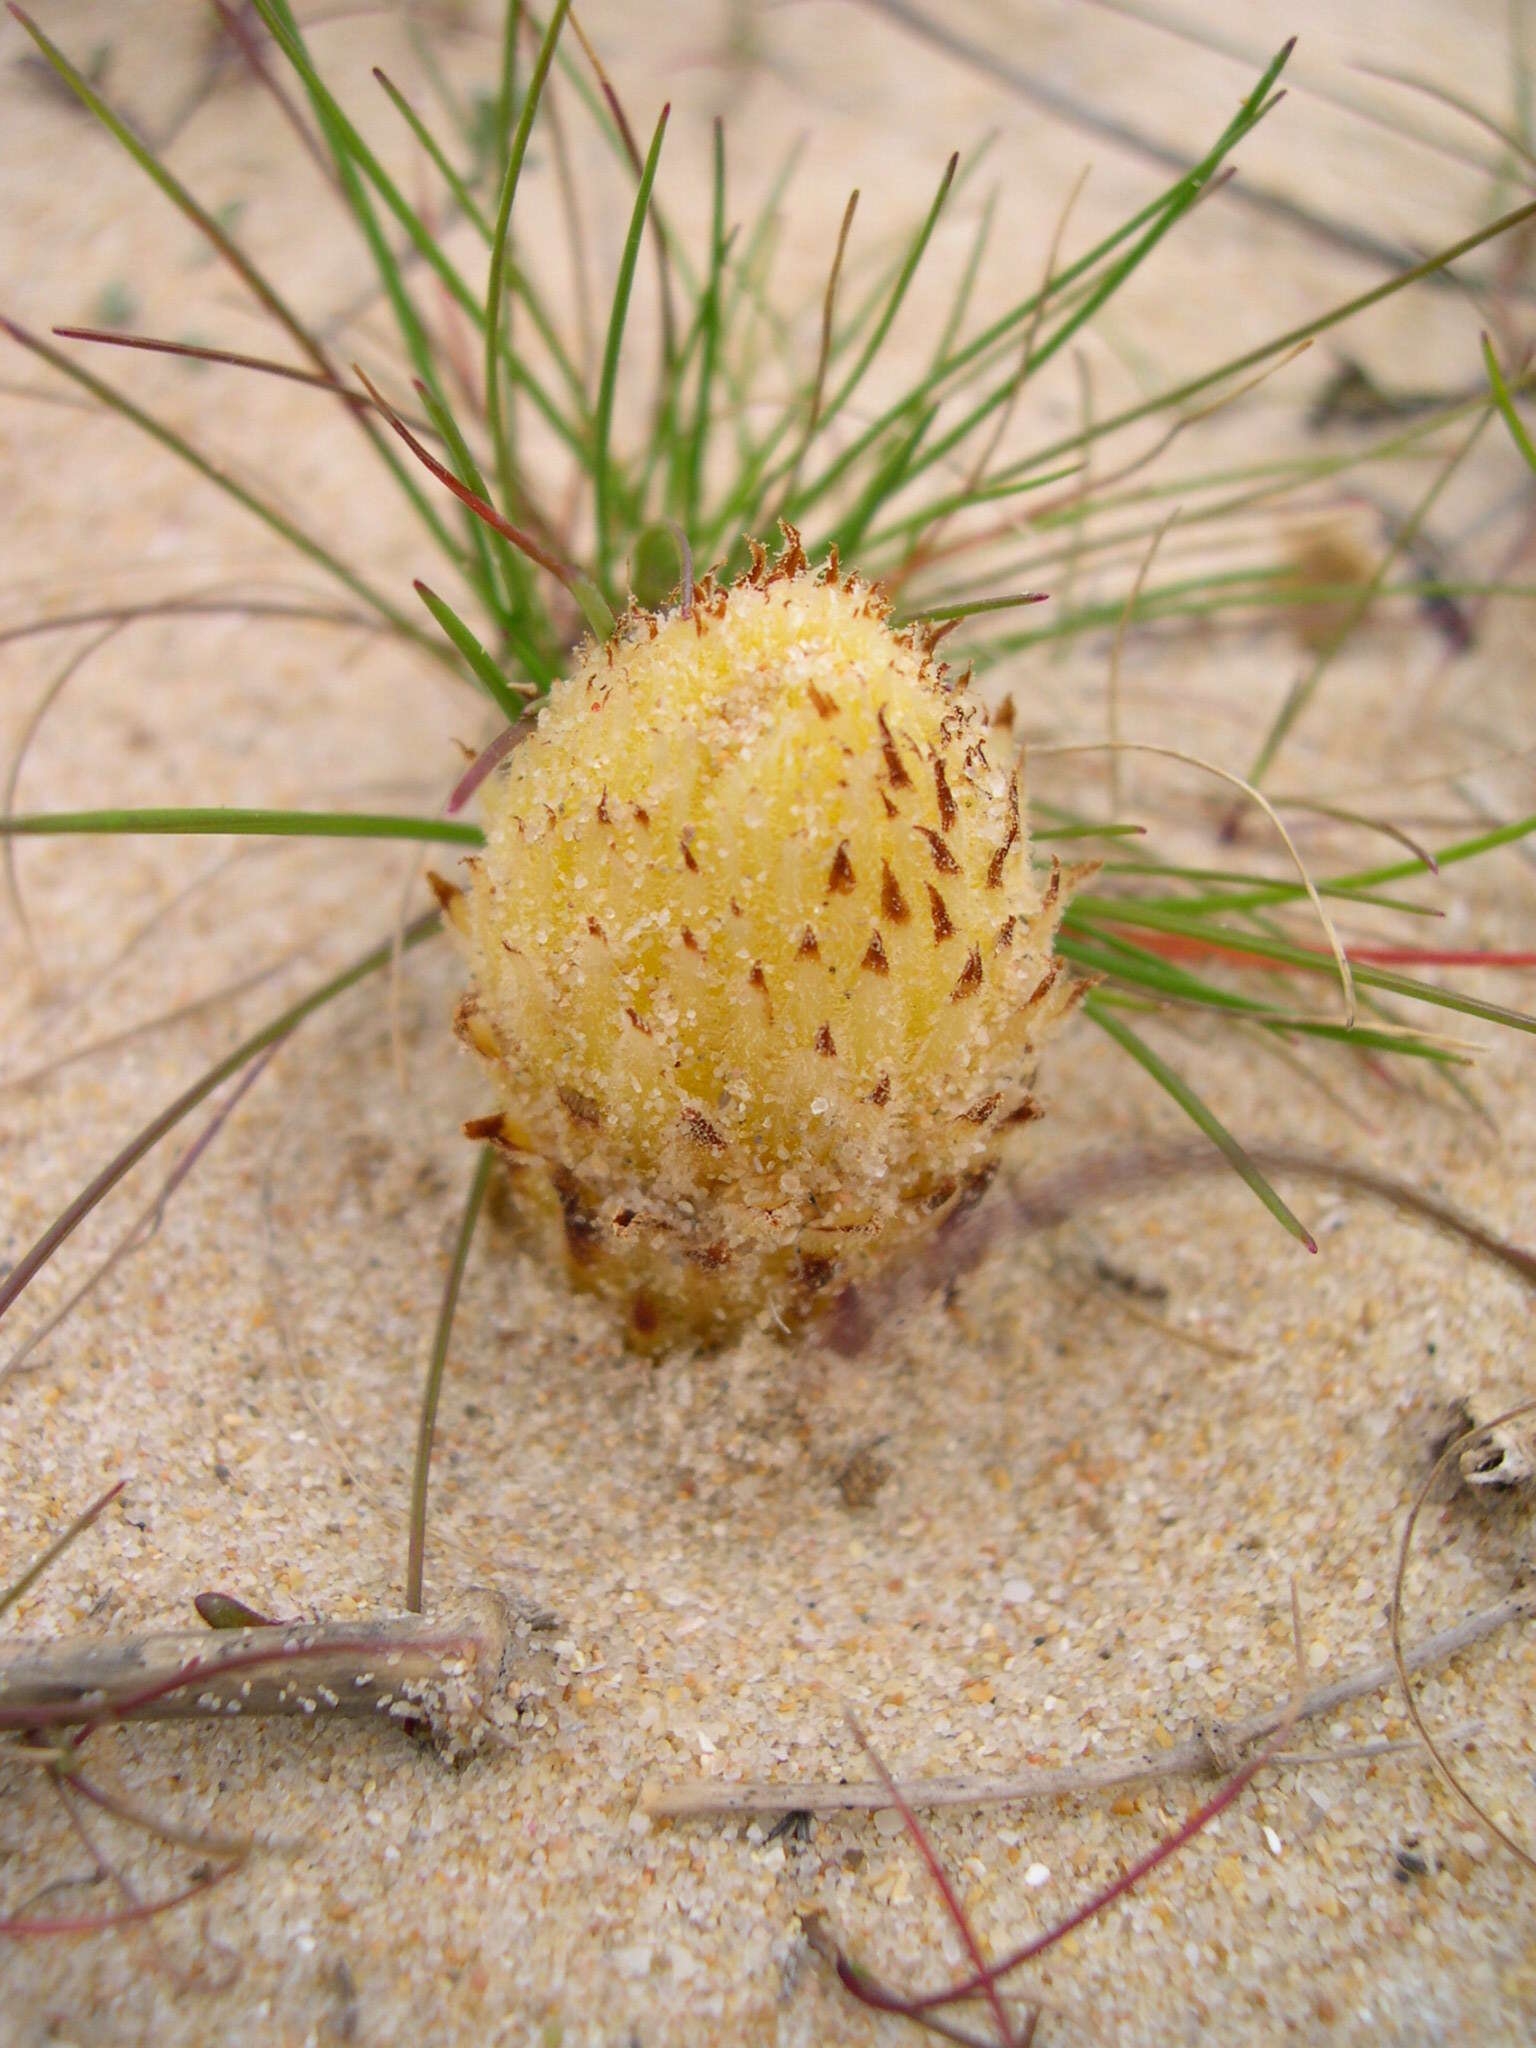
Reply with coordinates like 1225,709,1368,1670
958,568,1536,661
1072,898,1536,1035
373,67,589,420
636,238,719,517
11,7,319,375
355,364,613,641
815,152,958,453
413,381,519,636
1259,1020,1467,1061
1,808,485,846
1332,814,1536,890
696,139,812,552
255,0,583,473
1097,858,1437,916
415,582,537,719
406,1145,494,1612
898,591,1048,626
1164,814,1536,914
304,143,471,570
932,185,998,373
594,103,671,588
257,0,479,334
830,404,938,560
861,459,1086,555
1482,333,1536,474
785,42,1294,523
1062,931,1466,1061
0,911,443,1324
485,0,574,519
1059,929,1273,1016
677,116,727,532
373,64,493,238
1008,389,1489,546
1034,821,1148,842
255,1,468,412
1085,999,1317,1248
829,131,1228,514
412,372,565,667
498,0,521,171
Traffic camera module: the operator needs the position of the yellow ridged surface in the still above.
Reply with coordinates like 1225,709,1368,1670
454,536,1077,1348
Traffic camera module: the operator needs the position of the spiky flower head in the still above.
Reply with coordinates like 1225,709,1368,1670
447,530,1078,1350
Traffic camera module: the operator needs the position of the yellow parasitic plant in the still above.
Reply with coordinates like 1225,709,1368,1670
440,530,1080,1349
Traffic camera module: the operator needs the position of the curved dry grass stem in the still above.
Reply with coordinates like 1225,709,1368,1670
1014,1142,1536,1283
1390,1398,1536,1875
0,596,386,650
3,621,123,954
0,948,304,1100
1021,338,1314,529
1030,737,1357,1022
48,1773,238,1990
1357,58,1536,176
0,910,442,1325
1274,798,1439,874
62,1764,255,1863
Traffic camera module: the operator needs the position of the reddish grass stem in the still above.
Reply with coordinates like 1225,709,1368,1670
847,1714,1017,2044
0,1863,235,1941
818,1596,1306,2038
353,364,595,609
52,325,436,428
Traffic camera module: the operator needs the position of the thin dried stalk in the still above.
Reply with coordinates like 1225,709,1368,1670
645,1588,1533,1818
0,1589,548,1759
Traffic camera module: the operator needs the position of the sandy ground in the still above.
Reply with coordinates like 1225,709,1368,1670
2,2,1534,2042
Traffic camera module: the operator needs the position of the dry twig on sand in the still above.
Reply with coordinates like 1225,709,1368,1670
645,1589,1533,1819
1,1588,549,1760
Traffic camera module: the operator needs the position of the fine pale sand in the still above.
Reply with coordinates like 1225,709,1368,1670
2,3,1534,2042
